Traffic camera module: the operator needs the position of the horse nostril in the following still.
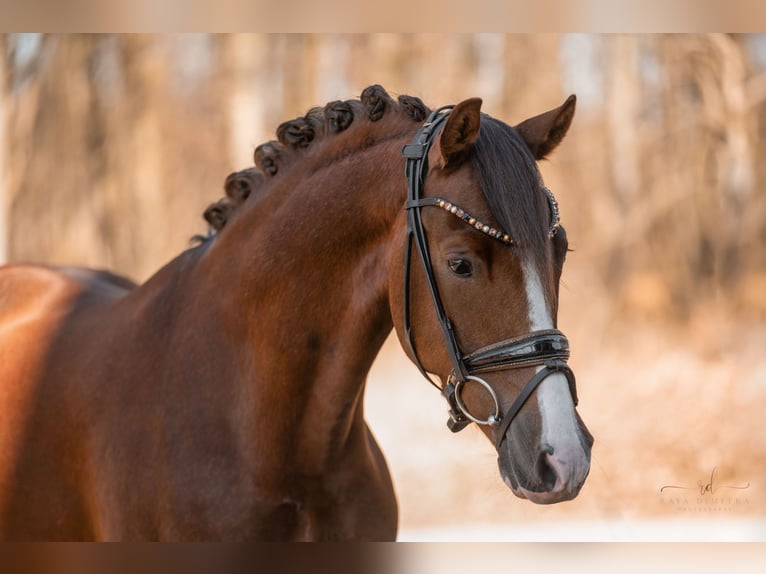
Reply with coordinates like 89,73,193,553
535,445,559,491
539,443,554,456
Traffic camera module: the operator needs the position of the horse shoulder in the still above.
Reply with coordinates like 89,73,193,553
0,263,131,326
0,264,138,538
0,263,137,403
0,264,73,339
0,260,133,387
0,262,133,417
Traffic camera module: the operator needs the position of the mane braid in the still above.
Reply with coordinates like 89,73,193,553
198,85,431,237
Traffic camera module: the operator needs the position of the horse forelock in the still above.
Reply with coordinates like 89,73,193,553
472,116,551,280
200,85,431,237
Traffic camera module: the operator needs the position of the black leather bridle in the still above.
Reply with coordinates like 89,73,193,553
401,106,578,449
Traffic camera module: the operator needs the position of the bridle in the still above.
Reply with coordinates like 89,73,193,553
401,105,578,449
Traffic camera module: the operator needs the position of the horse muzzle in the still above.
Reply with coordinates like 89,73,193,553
497,371,593,505
501,444,591,504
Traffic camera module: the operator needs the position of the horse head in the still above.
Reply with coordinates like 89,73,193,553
389,95,593,504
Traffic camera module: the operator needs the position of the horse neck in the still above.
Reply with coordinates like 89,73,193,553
194,128,412,472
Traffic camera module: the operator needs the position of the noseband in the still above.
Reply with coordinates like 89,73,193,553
402,106,578,449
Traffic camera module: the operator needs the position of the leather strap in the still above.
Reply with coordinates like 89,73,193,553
403,107,467,386
464,329,570,373
494,360,577,449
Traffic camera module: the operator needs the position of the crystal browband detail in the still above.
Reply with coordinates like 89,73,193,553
431,198,514,245
407,187,561,246
543,187,562,238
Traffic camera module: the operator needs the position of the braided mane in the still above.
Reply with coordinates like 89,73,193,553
201,85,430,235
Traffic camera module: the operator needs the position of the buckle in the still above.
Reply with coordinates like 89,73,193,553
442,380,469,433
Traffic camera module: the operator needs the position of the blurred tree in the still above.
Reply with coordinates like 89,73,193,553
6,34,230,280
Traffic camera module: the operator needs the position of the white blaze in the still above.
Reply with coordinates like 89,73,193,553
522,260,581,457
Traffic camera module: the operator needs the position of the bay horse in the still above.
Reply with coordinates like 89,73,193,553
0,85,592,540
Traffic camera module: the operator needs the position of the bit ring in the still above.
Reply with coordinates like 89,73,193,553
452,375,502,427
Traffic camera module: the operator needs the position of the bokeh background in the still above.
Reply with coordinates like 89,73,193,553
1,33,765,540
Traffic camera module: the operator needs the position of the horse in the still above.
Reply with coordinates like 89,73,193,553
0,85,592,540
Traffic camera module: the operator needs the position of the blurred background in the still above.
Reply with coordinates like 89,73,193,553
1,33,764,540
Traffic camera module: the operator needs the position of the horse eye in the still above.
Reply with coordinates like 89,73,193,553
448,258,473,277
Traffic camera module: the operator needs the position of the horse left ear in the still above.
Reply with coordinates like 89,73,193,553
440,97,482,167
514,94,576,160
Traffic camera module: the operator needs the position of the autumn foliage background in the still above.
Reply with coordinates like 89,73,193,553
1,34,765,539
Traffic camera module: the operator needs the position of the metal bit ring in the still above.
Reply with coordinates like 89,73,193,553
453,375,502,427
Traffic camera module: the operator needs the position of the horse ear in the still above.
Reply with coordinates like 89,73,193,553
440,97,482,167
514,94,576,160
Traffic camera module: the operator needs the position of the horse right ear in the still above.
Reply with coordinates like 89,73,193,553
440,97,482,167
514,95,576,160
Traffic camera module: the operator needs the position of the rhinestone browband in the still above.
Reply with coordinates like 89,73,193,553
543,187,562,238
409,187,561,246
431,197,514,244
